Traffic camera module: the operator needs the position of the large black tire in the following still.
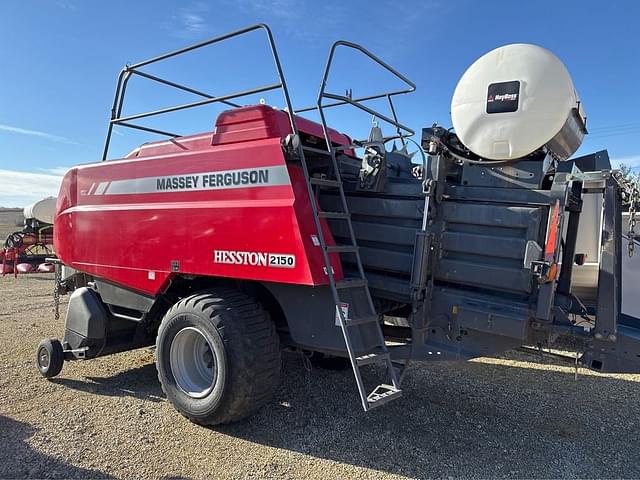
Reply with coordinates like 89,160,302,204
36,338,64,378
156,288,281,425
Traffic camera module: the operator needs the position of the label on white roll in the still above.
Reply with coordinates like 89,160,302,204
486,81,520,114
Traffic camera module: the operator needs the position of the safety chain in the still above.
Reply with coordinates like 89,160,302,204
54,263,61,321
630,199,637,257
612,170,640,257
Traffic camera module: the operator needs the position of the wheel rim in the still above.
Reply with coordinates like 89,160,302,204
169,326,217,398
38,347,50,369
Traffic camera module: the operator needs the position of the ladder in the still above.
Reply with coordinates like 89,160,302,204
296,140,402,411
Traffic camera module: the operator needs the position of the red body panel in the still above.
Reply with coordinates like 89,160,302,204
55,105,345,295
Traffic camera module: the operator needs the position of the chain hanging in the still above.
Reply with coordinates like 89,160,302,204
54,263,61,321
630,200,637,257
612,170,640,257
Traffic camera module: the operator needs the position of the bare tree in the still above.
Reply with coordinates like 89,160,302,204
618,163,640,188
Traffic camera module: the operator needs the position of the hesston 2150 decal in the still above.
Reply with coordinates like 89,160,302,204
213,250,296,269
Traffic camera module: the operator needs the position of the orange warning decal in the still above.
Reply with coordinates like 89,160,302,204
545,199,561,262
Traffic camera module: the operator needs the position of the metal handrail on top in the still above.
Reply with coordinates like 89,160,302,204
101,23,299,161
295,40,416,141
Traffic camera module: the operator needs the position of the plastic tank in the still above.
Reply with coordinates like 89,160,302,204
451,44,586,161
23,197,57,225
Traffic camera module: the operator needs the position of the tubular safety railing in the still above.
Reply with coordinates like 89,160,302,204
296,40,416,142
101,24,298,161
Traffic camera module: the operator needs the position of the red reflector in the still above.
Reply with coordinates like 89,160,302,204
545,199,561,262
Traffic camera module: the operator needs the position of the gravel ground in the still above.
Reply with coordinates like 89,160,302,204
1,274,639,479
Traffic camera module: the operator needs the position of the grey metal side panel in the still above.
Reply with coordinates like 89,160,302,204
64,287,107,341
95,280,155,313
331,220,416,247
582,325,640,373
322,193,423,224
359,247,413,274
456,306,529,340
446,185,551,205
433,202,544,294
436,259,532,293
319,184,423,302
442,231,526,259
460,161,545,189
595,179,621,339
440,202,540,230
396,285,531,362
261,282,381,354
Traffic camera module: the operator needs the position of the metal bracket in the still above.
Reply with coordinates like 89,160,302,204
524,241,543,270
594,177,621,341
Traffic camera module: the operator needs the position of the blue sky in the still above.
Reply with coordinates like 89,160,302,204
0,0,639,206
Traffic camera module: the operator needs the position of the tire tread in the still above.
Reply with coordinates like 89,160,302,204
156,288,281,425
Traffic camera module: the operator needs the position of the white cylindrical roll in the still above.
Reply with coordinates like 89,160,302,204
23,197,57,225
451,44,586,161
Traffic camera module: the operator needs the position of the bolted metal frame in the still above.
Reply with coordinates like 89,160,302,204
595,176,622,341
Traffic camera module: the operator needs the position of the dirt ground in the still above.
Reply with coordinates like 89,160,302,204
1,273,639,479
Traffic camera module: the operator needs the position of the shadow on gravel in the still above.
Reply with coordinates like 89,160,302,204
51,363,164,402
0,415,111,479
42,350,640,478
214,352,640,479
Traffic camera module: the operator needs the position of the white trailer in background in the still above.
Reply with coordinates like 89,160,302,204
2,197,56,275
23,197,57,226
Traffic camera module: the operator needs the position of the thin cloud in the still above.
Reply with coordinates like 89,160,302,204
170,3,211,39
180,12,207,35
37,166,70,176
0,169,62,208
236,0,301,21
56,1,77,11
0,124,78,145
233,0,346,41
232,0,442,51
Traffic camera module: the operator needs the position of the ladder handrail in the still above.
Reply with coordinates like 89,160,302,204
313,40,416,137
102,23,299,161
301,39,417,410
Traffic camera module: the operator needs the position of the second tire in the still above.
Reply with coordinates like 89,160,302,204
155,288,281,425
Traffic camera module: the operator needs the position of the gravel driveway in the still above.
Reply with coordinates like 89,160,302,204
1,274,639,479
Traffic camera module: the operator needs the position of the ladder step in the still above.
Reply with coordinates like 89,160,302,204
335,278,367,289
344,315,379,327
367,384,402,409
326,244,357,253
310,177,341,188
318,211,350,220
356,350,390,366
302,145,333,156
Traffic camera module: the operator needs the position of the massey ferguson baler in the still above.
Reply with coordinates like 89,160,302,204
36,24,640,425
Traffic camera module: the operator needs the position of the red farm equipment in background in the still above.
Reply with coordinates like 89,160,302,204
2,197,56,276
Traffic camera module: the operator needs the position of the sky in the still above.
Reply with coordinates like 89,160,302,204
0,0,639,207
